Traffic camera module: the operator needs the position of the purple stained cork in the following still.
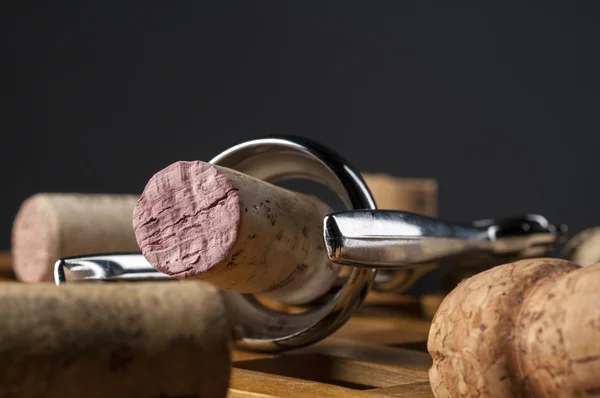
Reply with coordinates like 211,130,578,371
133,160,340,305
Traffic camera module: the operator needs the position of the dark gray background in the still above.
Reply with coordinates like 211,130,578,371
1,2,599,250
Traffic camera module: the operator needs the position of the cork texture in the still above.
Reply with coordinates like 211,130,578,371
133,161,339,305
0,281,232,398
562,227,600,267
427,258,580,398
12,193,140,282
512,263,600,397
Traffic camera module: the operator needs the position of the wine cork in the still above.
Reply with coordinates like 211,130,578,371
0,281,232,398
12,193,141,282
133,161,338,305
361,173,438,216
561,226,600,266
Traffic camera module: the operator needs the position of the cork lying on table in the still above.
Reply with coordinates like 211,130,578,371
0,281,232,398
428,258,600,398
512,263,600,397
12,193,141,282
561,226,600,266
361,173,438,217
133,161,338,305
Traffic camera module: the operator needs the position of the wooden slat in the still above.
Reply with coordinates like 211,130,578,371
298,337,432,371
233,350,278,363
0,251,14,277
236,353,428,388
364,382,434,397
228,368,364,398
229,306,435,396
229,369,434,398
328,313,431,346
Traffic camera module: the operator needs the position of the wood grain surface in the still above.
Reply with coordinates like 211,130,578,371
229,290,434,397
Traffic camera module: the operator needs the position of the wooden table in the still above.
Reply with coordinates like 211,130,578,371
229,293,434,397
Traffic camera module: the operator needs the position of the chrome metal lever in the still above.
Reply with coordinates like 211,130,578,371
54,253,174,285
56,212,567,284
324,210,567,268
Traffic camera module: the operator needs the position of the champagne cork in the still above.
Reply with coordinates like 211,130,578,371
428,258,582,398
511,263,600,397
0,281,232,398
561,226,600,266
12,193,141,282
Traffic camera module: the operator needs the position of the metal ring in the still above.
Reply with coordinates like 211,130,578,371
209,135,377,352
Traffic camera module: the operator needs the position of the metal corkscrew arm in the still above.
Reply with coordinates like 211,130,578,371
324,210,567,268
55,213,566,283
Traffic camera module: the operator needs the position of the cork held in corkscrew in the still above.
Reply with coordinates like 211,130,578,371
57,135,380,352
133,160,340,305
52,135,570,354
